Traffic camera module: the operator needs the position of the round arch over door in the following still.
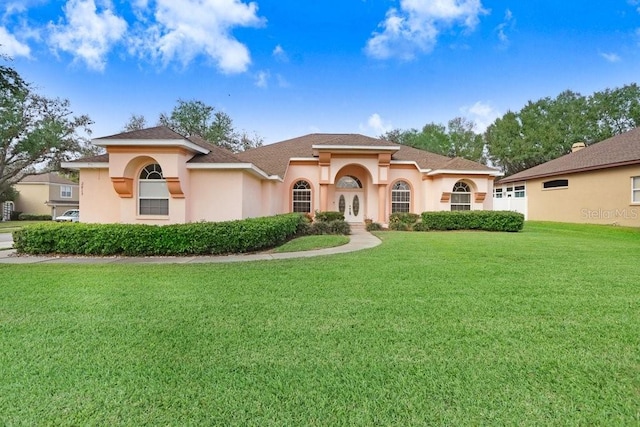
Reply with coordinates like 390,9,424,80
335,174,364,223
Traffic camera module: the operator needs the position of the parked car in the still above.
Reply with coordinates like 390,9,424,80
55,209,80,222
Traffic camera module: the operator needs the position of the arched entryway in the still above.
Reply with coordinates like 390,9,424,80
334,165,370,223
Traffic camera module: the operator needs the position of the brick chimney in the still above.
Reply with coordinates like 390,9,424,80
571,142,586,152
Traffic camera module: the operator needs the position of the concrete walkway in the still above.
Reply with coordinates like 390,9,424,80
0,227,381,264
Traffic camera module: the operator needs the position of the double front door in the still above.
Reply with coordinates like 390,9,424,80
336,192,364,223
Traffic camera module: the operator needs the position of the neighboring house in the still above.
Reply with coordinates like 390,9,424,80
12,173,79,219
493,127,640,226
63,126,500,225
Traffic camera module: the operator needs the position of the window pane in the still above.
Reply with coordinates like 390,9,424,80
633,177,640,203
140,181,169,198
139,199,168,215
451,193,470,204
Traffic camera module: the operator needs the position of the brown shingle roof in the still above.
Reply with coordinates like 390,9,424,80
187,145,244,164
94,126,217,152
75,153,110,163
500,127,640,183
237,133,496,177
19,172,77,185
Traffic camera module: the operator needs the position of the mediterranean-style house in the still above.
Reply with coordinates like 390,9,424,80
493,127,640,226
2,172,79,220
63,126,500,224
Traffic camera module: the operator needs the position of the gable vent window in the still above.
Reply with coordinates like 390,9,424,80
139,164,169,215
633,177,640,203
543,179,568,189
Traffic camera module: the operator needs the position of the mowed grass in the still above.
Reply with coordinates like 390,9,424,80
0,222,639,425
274,234,350,253
0,220,48,233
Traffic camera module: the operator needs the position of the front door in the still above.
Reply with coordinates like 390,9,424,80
337,192,364,223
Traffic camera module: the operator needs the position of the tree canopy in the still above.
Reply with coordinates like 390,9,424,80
124,99,263,152
381,116,485,163
383,83,640,177
0,60,93,202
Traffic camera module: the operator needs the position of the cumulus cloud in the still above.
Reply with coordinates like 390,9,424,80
130,0,265,74
48,0,127,71
366,0,487,60
461,101,499,132
0,26,31,57
362,113,393,136
599,52,621,63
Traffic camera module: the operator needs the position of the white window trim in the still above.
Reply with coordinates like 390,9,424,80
292,180,312,213
138,164,169,216
391,181,411,213
632,176,640,204
60,185,72,199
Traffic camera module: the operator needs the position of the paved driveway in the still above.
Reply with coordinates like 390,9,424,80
0,233,13,249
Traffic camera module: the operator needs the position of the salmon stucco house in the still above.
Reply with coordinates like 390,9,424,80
63,126,500,224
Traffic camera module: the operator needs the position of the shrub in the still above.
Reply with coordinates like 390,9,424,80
9,211,21,221
366,222,383,232
13,213,307,256
420,210,524,232
388,212,421,231
314,211,345,222
412,222,430,232
329,220,351,235
18,213,52,221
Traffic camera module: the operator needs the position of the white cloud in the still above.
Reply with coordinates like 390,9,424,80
276,74,290,88
0,26,31,57
496,9,514,45
255,70,269,88
272,44,288,62
461,101,499,132
599,52,621,63
366,0,487,60
362,113,393,136
48,0,127,71
131,0,265,74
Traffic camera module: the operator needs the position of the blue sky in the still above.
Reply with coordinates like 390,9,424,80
2,0,640,144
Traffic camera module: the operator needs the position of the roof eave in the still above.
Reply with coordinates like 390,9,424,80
93,139,210,155
61,161,108,170
499,159,640,183
186,162,282,181
427,169,503,177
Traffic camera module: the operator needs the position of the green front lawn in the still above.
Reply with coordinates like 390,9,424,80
274,234,350,253
0,222,638,425
0,220,49,233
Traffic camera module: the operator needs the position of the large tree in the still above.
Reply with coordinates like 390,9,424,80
382,116,485,163
157,99,262,152
485,84,640,176
0,61,92,202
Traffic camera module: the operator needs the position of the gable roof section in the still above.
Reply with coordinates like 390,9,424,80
19,172,77,185
93,126,214,154
500,127,640,183
237,133,497,178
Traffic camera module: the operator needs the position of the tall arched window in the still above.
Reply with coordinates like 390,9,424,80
139,164,169,215
391,181,411,213
292,180,311,213
451,181,471,211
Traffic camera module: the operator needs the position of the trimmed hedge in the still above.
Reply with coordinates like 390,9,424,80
18,213,52,221
421,211,524,232
13,213,307,256
314,211,345,222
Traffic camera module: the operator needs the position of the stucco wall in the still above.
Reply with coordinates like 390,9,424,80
188,169,245,222
14,183,50,216
526,165,640,227
79,168,120,223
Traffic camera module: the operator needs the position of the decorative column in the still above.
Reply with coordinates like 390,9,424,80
378,184,387,223
320,183,329,212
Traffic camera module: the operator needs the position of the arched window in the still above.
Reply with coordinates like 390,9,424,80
292,180,311,213
139,164,169,215
336,176,362,189
451,181,471,211
391,181,411,213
